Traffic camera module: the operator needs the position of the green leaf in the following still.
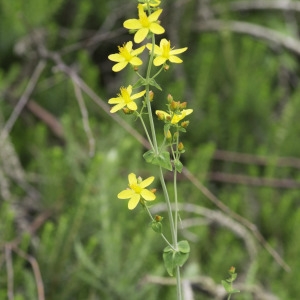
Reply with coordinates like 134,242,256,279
174,159,183,173
174,251,189,267
143,150,172,171
151,221,162,233
163,250,175,276
177,240,190,253
132,78,146,89
221,280,232,292
149,78,162,90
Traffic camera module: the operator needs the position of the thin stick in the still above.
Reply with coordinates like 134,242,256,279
5,244,14,300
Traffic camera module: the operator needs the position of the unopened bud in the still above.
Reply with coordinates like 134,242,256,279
155,215,163,222
181,120,190,128
122,107,134,114
170,101,180,111
133,66,139,71
167,94,173,103
178,142,184,152
156,111,165,120
229,266,236,274
149,90,154,101
150,188,157,194
164,64,170,71
180,102,187,109
165,130,172,142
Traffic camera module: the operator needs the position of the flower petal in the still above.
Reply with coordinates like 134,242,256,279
128,173,137,185
110,103,125,113
129,57,143,66
169,56,183,64
127,101,138,111
108,54,123,62
149,23,165,34
108,97,122,104
131,90,146,100
131,45,145,56
118,189,135,199
153,56,167,66
123,19,142,29
128,194,141,210
140,176,155,188
112,61,128,72
141,189,156,201
146,43,161,55
170,47,188,55
148,9,163,22
134,28,149,43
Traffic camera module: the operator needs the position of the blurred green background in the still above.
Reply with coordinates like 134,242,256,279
1,0,300,299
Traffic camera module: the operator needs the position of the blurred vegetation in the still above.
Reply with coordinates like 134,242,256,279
1,0,300,299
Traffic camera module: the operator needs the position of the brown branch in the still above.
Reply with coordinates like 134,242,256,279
26,100,64,139
216,1,300,13
213,149,300,169
194,19,300,56
209,171,300,189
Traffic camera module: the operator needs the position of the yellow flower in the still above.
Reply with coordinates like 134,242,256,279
108,41,145,72
123,4,165,43
155,109,193,124
108,85,146,113
118,173,156,210
146,39,188,66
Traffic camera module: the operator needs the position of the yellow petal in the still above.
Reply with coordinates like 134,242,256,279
146,43,161,55
149,23,165,34
123,19,142,29
118,189,135,199
127,101,137,111
108,53,123,62
131,90,146,100
131,45,145,56
128,173,137,185
125,41,133,51
140,176,155,188
129,57,143,66
156,110,170,118
112,61,128,72
148,9,163,22
141,189,156,201
128,194,141,210
153,56,167,66
170,47,188,55
183,109,193,116
108,97,121,104
169,56,183,64
110,103,125,113
134,28,149,43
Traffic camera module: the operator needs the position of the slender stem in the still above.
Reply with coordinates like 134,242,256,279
138,114,155,150
144,205,176,251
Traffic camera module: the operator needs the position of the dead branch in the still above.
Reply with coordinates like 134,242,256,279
194,19,300,56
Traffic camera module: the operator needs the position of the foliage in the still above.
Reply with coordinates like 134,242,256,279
1,0,300,299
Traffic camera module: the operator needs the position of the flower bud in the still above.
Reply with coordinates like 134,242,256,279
167,94,173,103
133,66,139,72
181,120,190,128
165,130,172,142
173,131,179,142
170,101,180,111
150,188,157,194
180,102,187,109
149,90,154,101
164,64,169,71
156,111,165,120
178,142,184,152
155,215,163,222
122,107,134,114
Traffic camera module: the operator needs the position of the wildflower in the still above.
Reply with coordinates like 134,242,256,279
108,41,145,72
146,39,188,66
155,109,193,124
108,85,146,113
118,173,156,210
123,4,165,43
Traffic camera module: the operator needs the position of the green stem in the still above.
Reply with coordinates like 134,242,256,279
143,33,182,300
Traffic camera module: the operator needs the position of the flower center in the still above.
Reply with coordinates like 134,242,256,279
162,41,170,58
119,45,132,61
120,87,132,104
138,6,150,27
130,183,142,194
